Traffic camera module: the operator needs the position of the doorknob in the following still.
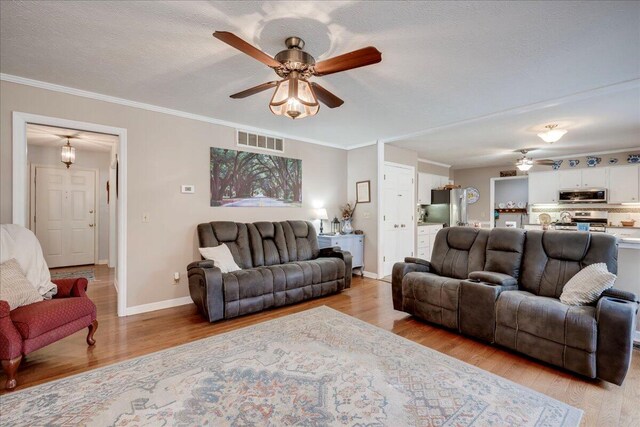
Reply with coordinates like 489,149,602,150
89,224,94,227
89,210,94,214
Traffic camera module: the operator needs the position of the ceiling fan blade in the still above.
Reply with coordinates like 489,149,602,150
213,31,281,68
534,159,556,166
313,46,382,76
310,82,344,108
230,81,278,99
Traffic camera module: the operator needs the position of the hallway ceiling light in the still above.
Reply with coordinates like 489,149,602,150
61,137,75,168
537,124,567,144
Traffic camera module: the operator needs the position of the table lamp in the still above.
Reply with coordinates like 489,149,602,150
316,208,329,234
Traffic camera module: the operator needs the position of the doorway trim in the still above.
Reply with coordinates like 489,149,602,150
489,175,529,229
13,111,128,317
30,164,100,265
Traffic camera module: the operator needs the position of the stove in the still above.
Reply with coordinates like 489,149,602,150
553,211,608,232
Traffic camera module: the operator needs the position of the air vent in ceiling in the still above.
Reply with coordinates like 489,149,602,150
237,130,284,153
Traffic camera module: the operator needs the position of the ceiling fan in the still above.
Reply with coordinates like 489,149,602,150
212,31,382,119
515,149,555,172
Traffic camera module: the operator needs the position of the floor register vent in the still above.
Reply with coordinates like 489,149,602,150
237,130,284,153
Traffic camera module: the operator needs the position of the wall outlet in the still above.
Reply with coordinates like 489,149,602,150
142,213,150,223
362,211,371,219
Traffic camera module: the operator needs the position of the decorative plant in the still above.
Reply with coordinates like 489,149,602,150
340,202,357,220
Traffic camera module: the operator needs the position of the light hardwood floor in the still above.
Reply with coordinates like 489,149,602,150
4,264,639,426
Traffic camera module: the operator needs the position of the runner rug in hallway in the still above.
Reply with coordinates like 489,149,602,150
3,306,582,426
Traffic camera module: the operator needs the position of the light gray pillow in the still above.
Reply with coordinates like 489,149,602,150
0,258,44,310
560,263,616,306
198,244,241,273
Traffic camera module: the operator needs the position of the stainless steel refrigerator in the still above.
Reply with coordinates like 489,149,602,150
425,189,468,227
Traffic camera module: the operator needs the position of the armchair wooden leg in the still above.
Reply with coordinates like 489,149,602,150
87,319,98,346
2,356,22,391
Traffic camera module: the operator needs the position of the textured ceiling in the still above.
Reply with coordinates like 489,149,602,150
2,1,639,165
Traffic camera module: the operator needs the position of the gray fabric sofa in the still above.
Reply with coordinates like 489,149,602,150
188,220,352,322
392,227,639,385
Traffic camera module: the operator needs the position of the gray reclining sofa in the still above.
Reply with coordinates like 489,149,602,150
188,220,351,322
392,227,639,385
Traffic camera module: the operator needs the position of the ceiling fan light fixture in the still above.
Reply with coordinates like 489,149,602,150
516,157,533,172
269,74,319,120
60,137,75,168
537,124,567,144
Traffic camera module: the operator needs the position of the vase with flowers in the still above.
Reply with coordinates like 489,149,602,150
339,202,357,234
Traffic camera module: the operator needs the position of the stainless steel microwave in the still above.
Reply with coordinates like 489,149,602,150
558,188,607,203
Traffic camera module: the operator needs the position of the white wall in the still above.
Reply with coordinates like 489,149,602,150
27,144,111,262
347,145,377,274
1,80,348,308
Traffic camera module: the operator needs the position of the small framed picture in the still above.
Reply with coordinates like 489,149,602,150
356,180,371,203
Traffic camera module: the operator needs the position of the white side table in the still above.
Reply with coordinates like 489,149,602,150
318,234,364,277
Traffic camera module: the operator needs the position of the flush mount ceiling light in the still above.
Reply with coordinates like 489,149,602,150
537,124,567,144
60,137,76,168
212,32,382,119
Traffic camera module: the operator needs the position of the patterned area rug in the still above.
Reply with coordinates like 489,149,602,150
2,307,582,426
50,269,95,282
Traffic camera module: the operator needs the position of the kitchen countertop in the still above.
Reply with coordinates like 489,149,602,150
417,222,445,226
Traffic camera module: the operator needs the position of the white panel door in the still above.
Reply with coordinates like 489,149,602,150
383,164,415,276
35,167,96,268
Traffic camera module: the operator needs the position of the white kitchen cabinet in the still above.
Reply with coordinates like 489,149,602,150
581,167,608,188
528,171,560,204
417,173,449,204
558,168,608,189
558,169,582,189
609,165,639,203
417,224,443,260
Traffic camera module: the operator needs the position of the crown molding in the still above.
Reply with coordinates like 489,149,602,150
417,158,451,168
0,73,346,150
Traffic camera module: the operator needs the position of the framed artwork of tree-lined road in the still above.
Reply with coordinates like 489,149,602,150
210,148,302,207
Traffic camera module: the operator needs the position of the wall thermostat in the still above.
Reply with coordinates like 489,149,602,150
181,185,195,194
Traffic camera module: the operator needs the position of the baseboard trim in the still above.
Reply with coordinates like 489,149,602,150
126,296,193,316
113,278,119,293
97,259,109,265
362,271,378,279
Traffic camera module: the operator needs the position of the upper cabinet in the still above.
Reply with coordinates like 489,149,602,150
418,173,449,204
528,171,560,204
558,168,608,189
609,165,639,203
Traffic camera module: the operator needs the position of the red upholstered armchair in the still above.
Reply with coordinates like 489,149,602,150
0,277,97,390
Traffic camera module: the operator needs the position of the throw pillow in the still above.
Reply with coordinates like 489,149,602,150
199,244,241,273
560,262,616,306
0,258,44,310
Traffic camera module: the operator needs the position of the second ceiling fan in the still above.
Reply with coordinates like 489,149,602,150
213,31,382,119
515,149,555,171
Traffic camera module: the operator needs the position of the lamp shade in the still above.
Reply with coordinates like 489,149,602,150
315,208,329,220
269,74,319,120
60,139,75,168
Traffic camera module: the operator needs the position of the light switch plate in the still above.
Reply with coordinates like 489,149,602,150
181,185,195,194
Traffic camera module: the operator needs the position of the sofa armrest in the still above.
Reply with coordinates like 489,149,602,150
601,288,639,304
468,271,517,287
187,262,224,322
391,259,431,311
52,278,88,298
318,247,353,289
187,260,216,270
459,279,518,342
596,295,639,385
0,301,23,360
403,257,431,268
